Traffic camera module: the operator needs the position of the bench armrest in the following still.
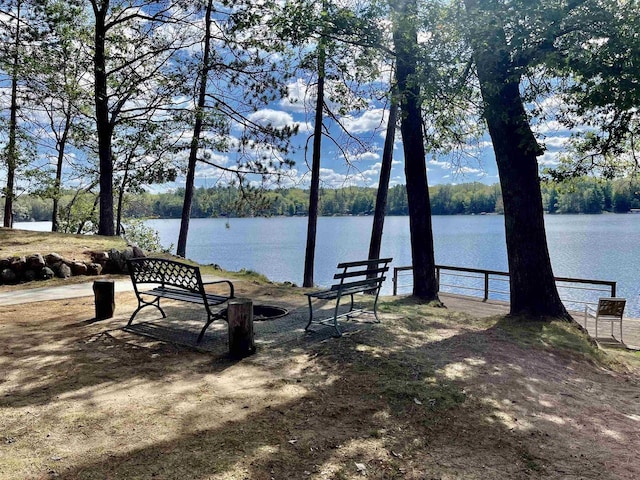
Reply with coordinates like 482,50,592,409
203,280,235,298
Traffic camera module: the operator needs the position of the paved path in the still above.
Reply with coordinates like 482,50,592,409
0,275,225,306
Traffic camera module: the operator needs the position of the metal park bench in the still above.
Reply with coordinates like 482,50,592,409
127,257,235,343
305,258,392,337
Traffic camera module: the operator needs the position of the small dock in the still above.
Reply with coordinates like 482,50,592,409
440,293,640,350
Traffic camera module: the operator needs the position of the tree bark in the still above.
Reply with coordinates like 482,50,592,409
93,280,115,320
4,0,21,229
177,0,214,258
391,0,439,301
464,0,569,319
302,20,326,288
52,114,72,232
227,298,255,358
93,2,115,236
368,88,397,265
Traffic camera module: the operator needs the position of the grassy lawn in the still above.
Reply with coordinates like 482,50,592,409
1,279,639,479
0,228,127,262
1,229,640,478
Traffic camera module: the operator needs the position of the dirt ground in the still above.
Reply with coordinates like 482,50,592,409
1,280,640,479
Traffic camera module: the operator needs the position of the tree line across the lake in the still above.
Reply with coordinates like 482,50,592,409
11,177,640,224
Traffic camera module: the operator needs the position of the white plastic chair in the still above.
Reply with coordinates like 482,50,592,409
584,298,626,344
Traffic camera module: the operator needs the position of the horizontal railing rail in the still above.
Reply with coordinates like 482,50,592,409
392,265,616,313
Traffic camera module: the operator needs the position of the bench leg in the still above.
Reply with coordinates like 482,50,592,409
372,288,382,323
196,310,227,344
345,294,355,320
197,316,214,344
128,297,166,326
305,295,342,337
332,296,343,337
305,295,314,332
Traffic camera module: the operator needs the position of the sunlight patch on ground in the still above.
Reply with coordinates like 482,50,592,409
438,357,486,381
538,413,567,425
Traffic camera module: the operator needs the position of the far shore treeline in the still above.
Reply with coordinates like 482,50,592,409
10,177,640,223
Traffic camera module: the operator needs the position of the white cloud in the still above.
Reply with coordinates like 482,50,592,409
280,78,314,113
247,108,312,133
350,151,380,162
538,151,562,166
534,120,568,134
428,159,452,169
543,136,568,150
341,108,387,134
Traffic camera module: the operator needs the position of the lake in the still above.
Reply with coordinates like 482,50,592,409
16,214,640,316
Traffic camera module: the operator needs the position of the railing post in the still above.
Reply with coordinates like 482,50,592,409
483,273,489,302
393,267,398,296
612,282,616,298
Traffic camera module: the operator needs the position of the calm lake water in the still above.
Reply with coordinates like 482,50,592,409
16,214,640,316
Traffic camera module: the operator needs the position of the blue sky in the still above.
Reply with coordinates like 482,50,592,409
173,77,573,193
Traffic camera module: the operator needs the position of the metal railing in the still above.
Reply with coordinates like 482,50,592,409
392,265,616,313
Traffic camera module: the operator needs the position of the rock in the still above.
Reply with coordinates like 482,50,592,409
10,256,25,274
45,253,65,266
44,253,64,267
26,253,45,270
86,263,103,276
132,246,145,258
71,262,88,276
0,258,10,270
1,268,17,284
22,269,37,282
91,252,109,264
106,248,125,273
120,247,136,273
41,267,55,280
56,263,72,279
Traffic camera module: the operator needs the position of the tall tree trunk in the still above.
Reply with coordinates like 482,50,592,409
177,0,214,258
302,22,326,288
52,114,71,232
464,0,569,319
391,0,439,301
115,161,130,236
368,88,397,264
93,3,115,236
4,0,21,229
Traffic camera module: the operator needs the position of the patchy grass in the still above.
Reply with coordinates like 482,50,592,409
0,227,127,261
1,236,640,478
2,287,640,479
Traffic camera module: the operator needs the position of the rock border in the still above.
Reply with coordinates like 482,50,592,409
0,246,146,285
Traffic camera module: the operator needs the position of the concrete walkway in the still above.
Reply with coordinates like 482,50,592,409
0,275,225,306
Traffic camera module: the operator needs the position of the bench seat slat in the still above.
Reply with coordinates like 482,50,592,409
144,287,229,306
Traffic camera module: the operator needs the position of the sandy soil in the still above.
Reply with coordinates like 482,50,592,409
1,281,640,479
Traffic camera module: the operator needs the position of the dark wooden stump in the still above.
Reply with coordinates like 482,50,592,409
228,298,255,358
93,280,115,320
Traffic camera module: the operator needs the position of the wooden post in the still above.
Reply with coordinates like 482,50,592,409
228,298,255,358
93,280,115,320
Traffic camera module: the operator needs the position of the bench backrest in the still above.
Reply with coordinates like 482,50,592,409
331,258,392,291
597,297,626,318
128,257,204,294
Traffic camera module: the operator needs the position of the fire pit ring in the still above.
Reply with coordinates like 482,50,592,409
221,304,289,321
252,305,289,321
